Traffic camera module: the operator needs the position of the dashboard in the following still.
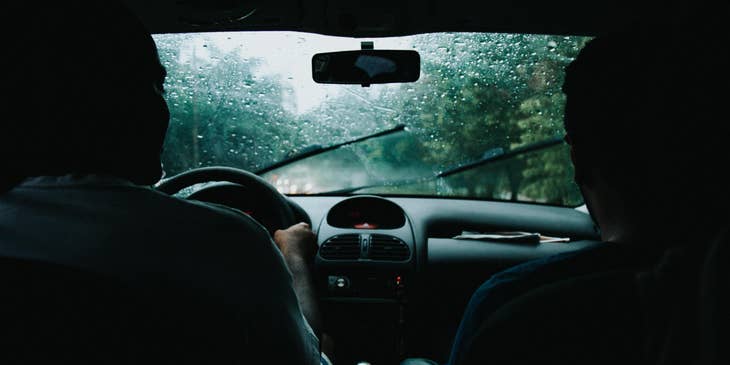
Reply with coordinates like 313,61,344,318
183,178,601,363
288,194,600,364
316,197,413,299
172,171,602,363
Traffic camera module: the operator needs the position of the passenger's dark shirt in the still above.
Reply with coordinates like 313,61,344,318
447,242,652,365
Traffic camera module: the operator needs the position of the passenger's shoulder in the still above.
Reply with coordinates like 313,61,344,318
478,244,614,294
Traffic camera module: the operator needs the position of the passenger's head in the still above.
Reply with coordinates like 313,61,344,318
563,25,729,240
2,0,168,191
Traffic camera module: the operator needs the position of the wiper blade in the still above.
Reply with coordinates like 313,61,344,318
436,135,564,178
255,124,406,175
319,135,565,195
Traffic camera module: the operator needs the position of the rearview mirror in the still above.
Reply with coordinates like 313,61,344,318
312,50,420,86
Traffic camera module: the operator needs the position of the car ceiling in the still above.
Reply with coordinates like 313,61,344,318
123,0,708,37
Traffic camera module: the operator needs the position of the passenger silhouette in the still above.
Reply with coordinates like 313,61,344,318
445,24,729,365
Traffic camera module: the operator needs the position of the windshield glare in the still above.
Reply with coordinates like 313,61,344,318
154,32,590,206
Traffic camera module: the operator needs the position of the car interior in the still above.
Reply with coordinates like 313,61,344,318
3,1,725,364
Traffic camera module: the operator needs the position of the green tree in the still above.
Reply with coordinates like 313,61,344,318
158,35,302,175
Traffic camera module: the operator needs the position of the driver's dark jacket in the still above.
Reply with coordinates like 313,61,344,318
0,175,320,365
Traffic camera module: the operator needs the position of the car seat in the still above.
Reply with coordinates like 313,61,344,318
0,256,246,364
698,227,727,365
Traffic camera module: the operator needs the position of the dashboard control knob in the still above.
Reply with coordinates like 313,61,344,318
327,275,351,291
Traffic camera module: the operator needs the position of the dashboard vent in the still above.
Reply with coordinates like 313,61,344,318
320,234,361,260
369,235,410,261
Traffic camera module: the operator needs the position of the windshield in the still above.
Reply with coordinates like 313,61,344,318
154,32,590,206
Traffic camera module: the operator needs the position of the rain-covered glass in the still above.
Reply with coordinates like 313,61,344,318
154,32,591,206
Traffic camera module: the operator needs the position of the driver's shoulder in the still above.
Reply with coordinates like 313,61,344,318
142,188,270,242
139,190,284,270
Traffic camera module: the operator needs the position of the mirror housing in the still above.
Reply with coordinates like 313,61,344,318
312,50,420,86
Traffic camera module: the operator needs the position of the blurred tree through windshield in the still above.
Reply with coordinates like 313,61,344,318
155,32,590,206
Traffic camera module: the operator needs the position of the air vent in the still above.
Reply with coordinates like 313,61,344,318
320,234,361,260
369,234,410,261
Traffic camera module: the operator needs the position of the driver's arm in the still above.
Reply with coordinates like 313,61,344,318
273,223,322,336
273,223,334,359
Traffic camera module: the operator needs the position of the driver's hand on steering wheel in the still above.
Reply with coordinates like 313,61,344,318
273,222,317,264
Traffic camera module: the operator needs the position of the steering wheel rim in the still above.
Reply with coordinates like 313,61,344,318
155,166,297,232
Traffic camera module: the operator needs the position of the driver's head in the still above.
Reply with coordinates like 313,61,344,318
562,25,729,238
2,0,168,191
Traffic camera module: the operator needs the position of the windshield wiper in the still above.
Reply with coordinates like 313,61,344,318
436,135,565,178
319,135,565,195
255,124,406,175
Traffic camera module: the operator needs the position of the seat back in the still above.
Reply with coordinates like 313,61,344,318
698,228,728,365
0,256,246,364
638,228,728,365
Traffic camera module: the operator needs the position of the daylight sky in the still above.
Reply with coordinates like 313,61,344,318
155,31,414,114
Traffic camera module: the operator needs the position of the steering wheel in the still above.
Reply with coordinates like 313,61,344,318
155,166,297,234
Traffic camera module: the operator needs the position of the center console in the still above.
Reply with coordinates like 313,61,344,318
315,196,415,364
